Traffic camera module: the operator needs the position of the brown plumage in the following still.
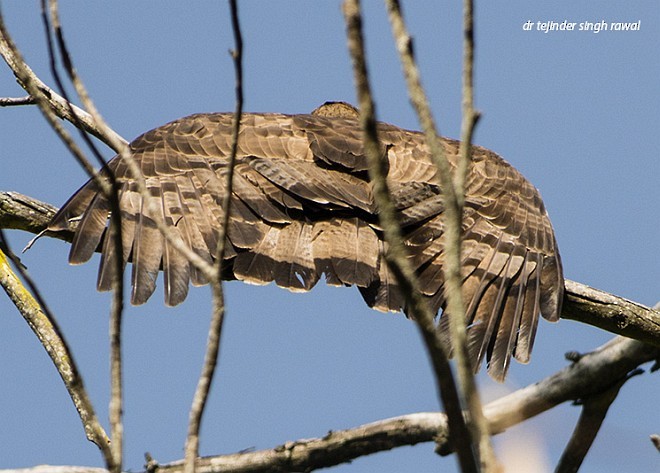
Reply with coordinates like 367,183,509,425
49,102,564,381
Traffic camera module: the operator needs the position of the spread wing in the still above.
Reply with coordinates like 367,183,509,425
49,109,563,381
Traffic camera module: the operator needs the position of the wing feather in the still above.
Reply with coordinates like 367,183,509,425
48,110,563,381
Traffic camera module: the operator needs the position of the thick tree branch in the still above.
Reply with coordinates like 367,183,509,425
1,336,655,473
2,190,659,349
562,280,660,347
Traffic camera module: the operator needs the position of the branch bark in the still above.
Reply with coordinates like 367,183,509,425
2,190,659,348
0,238,113,463
0,23,127,151
183,2,244,472
342,2,478,472
1,336,655,473
555,368,640,473
385,1,497,470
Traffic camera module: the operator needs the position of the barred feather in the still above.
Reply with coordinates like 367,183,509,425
48,102,564,381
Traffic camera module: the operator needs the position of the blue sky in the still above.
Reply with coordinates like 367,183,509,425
1,2,658,472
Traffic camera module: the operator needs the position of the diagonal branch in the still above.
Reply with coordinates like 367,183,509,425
342,1,480,472
183,2,244,472
555,367,642,473
385,0,496,469
0,233,113,464
1,336,655,473
6,190,656,348
562,280,660,347
0,19,126,150
40,2,127,469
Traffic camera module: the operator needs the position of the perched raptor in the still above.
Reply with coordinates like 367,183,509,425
49,102,564,381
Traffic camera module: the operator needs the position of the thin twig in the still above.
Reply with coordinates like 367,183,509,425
183,2,243,472
456,0,496,470
0,10,118,468
0,95,35,106
342,2,478,472
40,2,126,469
384,1,498,470
0,8,111,190
0,23,126,150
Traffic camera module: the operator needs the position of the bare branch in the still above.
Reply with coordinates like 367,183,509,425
562,280,660,347
184,2,244,472
40,2,126,469
0,234,113,464
342,1,479,472
2,336,655,473
0,95,35,106
0,192,61,236
385,0,496,469
0,10,120,467
0,29,127,150
455,1,494,468
0,468,108,473
555,368,641,473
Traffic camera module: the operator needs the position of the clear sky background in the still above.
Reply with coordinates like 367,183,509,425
1,2,658,472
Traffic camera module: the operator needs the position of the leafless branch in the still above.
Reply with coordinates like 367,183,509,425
384,0,496,470
0,234,113,464
0,10,120,468
562,280,660,347
455,0,494,468
183,2,244,472
40,1,126,469
0,25,126,150
7,191,657,349
1,6,217,471
555,368,641,473
0,94,35,106
1,336,655,473
342,1,479,472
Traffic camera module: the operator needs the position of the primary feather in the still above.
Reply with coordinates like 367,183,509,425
49,102,564,381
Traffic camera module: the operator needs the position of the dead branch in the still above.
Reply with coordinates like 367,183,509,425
342,1,478,471
562,280,660,347
0,239,112,459
554,368,641,473
1,336,655,473
183,2,244,472
2,190,658,350
385,1,496,470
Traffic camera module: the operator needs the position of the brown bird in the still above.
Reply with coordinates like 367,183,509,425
49,102,563,381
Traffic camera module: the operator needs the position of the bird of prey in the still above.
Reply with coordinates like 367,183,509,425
49,102,564,381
